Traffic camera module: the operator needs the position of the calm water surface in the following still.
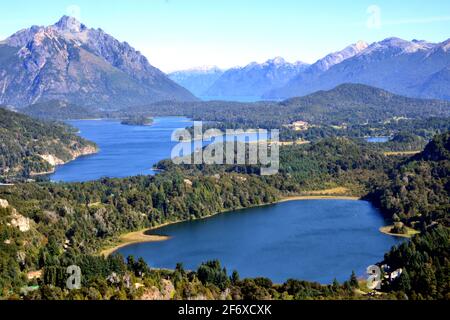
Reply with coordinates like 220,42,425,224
53,119,401,284
52,117,264,182
117,200,401,284
366,136,391,143
51,117,193,182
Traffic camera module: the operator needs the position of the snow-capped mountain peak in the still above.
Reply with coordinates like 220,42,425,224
264,37,450,101
0,16,197,108
267,56,286,65
187,65,222,73
53,15,87,33
312,41,368,72
435,38,450,52
361,37,435,55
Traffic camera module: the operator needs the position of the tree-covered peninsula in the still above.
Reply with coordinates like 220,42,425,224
0,107,97,180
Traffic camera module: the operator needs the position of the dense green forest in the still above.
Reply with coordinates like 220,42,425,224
0,132,448,300
18,84,450,149
367,132,450,228
20,100,100,121
0,107,97,179
382,226,449,300
17,84,450,147
369,133,449,300
1,90,448,300
120,116,154,126
114,84,450,146
117,84,450,128
279,117,450,145
157,136,396,196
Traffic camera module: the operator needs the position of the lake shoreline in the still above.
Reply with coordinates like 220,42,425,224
100,229,171,257
279,195,360,202
32,145,99,177
100,194,362,257
51,117,193,182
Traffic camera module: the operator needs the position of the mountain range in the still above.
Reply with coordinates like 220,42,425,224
167,38,450,102
0,16,197,109
265,37,450,101
201,57,309,100
1,16,449,109
168,66,224,97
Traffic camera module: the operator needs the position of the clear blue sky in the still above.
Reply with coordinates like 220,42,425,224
0,0,449,72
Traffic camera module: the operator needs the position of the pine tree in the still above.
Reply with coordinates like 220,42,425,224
350,271,359,288
397,269,411,293
332,278,340,292
231,270,240,285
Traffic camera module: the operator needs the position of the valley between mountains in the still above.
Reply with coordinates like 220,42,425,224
0,15,448,301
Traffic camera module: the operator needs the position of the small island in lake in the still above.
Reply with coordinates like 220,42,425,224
121,116,154,126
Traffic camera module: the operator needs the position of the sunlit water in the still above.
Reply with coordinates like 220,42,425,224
52,119,401,284
51,117,264,182
117,200,402,284
366,137,391,143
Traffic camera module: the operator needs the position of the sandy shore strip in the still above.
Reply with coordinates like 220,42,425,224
384,151,421,157
100,229,170,257
280,187,360,202
100,189,365,256
279,195,360,202
379,225,420,238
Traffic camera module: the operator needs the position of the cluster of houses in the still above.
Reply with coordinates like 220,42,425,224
284,121,310,131
382,265,403,282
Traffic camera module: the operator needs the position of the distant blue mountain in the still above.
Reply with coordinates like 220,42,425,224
265,38,450,101
168,66,224,97
202,57,310,100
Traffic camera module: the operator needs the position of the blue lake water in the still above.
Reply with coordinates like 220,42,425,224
117,200,401,284
52,118,401,284
51,117,264,182
366,137,391,143
51,117,193,182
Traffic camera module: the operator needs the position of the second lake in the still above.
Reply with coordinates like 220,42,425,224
117,199,402,284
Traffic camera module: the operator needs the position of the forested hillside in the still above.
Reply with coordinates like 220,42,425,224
21,100,100,121
383,226,449,300
0,107,97,179
20,84,450,147
281,84,450,125
367,132,450,229
0,133,448,300
157,137,394,195
366,133,450,300
122,84,450,129
0,170,280,296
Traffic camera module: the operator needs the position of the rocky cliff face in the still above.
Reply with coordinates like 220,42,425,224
37,144,98,173
0,199,32,232
0,16,197,109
